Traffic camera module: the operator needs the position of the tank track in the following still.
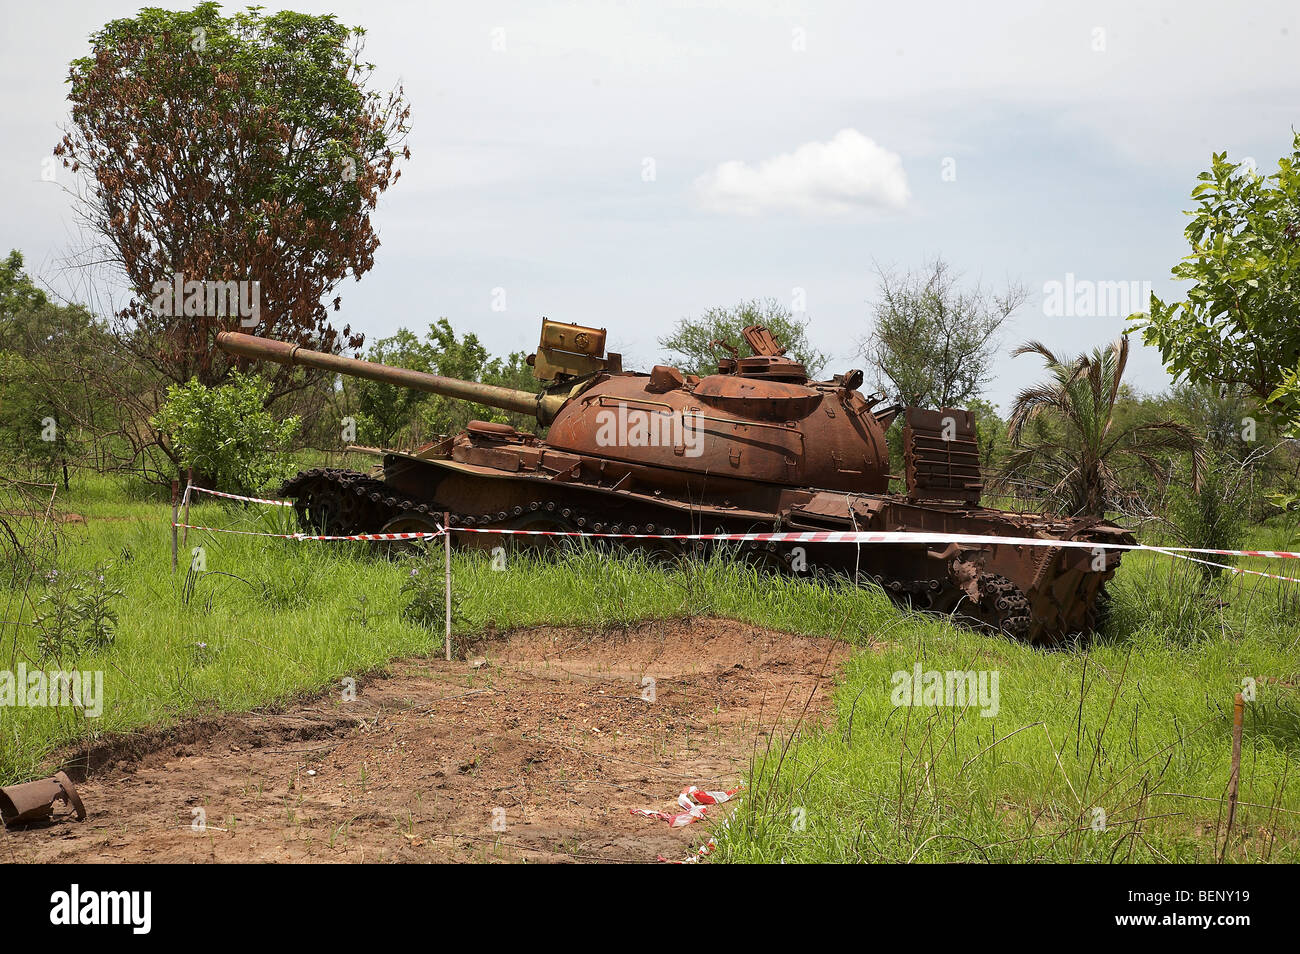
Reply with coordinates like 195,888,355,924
281,468,439,533
279,468,690,540
978,575,1033,642
280,468,1040,641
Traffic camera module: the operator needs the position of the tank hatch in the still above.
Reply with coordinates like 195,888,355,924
735,324,807,382
529,318,622,381
694,375,822,420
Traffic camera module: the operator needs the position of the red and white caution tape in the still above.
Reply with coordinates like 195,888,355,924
630,804,707,827
174,483,1300,573
659,838,717,864
185,485,295,507
172,521,442,542
680,785,741,805
453,525,1300,563
1153,548,1300,584
174,486,440,539
630,785,741,828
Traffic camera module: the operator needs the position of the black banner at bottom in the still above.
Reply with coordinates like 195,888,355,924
0,863,1273,940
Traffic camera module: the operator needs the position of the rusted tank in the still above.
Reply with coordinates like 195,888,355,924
217,320,1131,644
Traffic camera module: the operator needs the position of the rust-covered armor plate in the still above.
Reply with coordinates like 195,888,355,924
217,320,1130,644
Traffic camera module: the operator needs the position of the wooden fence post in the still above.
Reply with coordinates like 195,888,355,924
170,479,179,575
181,467,193,550
444,512,452,662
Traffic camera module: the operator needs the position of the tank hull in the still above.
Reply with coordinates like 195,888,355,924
283,439,1129,645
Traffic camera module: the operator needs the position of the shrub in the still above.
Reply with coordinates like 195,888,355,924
1166,451,1246,582
401,560,463,634
154,371,300,493
32,564,124,663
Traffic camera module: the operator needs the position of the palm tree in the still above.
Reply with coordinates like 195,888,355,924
1001,334,1202,518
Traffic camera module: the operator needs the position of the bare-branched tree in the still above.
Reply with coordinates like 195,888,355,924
860,258,1025,408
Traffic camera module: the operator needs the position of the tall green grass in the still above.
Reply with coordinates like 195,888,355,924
716,544,1300,863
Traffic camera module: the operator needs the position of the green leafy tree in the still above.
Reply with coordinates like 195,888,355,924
347,319,541,447
1000,335,1204,518
416,320,538,437
1166,449,1247,583
0,250,49,328
1136,136,1300,427
154,371,300,493
1169,381,1258,457
0,251,108,480
1164,379,1296,524
354,329,434,446
861,258,1026,408
967,399,1009,472
659,298,828,378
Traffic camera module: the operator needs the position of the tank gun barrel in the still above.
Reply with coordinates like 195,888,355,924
216,331,566,423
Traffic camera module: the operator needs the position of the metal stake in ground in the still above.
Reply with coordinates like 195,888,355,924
1223,691,1245,860
444,511,452,662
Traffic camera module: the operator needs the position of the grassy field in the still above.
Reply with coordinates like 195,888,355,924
718,548,1300,863
2,473,1298,862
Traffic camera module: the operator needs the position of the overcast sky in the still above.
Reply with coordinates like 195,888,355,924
3,1,1297,409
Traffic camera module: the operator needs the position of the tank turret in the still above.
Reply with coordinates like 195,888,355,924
218,319,902,495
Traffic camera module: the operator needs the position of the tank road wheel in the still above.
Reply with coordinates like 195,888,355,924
1083,588,1113,636
614,522,686,565
740,543,785,575
914,573,1033,643
375,512,442,558
498,511,579,555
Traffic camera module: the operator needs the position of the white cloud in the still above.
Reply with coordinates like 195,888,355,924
694,129,910,217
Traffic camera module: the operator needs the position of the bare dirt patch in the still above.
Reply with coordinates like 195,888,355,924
1,618,852,863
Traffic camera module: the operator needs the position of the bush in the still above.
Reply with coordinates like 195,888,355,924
1166,451,1246,582
154,372,300,493
33,564,124,663
401,560,463,634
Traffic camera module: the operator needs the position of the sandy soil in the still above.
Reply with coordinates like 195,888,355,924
1,618,852,863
